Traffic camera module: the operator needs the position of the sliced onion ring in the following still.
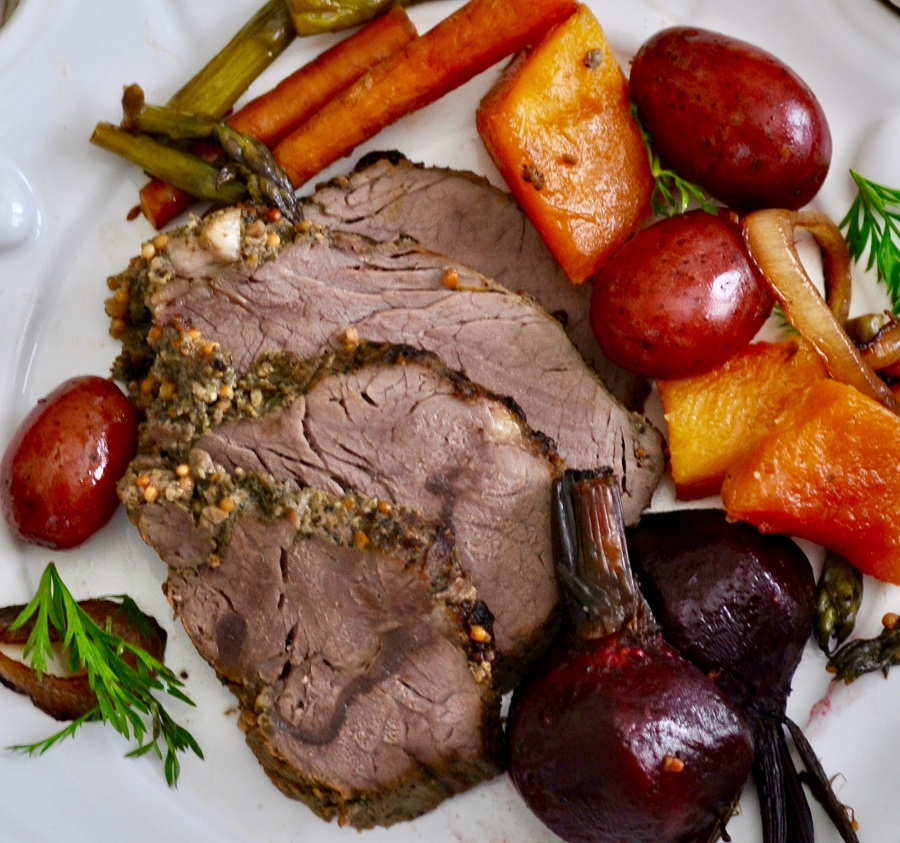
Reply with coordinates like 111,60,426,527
855,317,900,374
0,599,166,721
742,208,900,415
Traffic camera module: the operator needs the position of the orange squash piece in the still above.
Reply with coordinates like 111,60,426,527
722,378,900,584
476,4,653,283
658,340,827,499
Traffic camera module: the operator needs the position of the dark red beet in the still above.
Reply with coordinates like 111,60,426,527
507,472,753,843
627,508,815,715
627,508,859,843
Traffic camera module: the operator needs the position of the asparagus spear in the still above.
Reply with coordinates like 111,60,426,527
168,0,296,119
105,85,300,222
90,123,248,207
287,0,425,35
95,0,440,222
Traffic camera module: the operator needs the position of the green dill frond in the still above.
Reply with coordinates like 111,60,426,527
6,563,203,786
839,170,900,313
629,101,717,218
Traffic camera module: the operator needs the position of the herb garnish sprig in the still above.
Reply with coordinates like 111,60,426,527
630,102,716,217
839,170,900,313
7,563,202,786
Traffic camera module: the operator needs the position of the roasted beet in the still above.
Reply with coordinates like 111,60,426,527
628,508,859,843
507,471,753,843
627,509,815,714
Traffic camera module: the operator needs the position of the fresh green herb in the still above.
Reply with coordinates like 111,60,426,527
6,563,202,787
630,102,716,217
839,170,900,313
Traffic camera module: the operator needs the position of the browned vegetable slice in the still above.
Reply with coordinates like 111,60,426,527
742,208,900,414
273,0,578,188
477,4,653,283
0,599,166,721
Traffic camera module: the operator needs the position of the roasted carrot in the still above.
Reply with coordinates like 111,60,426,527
273,0,579,188
233,6,417,146
140,7,418,229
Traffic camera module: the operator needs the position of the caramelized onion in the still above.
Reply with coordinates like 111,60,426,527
0,599,166,721
854,317,900,376
742,208,900,414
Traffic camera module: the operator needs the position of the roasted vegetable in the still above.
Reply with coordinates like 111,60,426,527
628,509,860,843
0,597,165,721
133,0,423,226
657,339,827,499
815,552,864,655
286,0,423,35
166,0,295,119
477,5,653,282
274,0,578,188
723,378,900,585
507,470,753,843
630,26,831,210
1,376,138,550
828,613,900,682
590,209,771,379
117,85,300,222
91,124,249,208
140,7,418,228
743,209,900,415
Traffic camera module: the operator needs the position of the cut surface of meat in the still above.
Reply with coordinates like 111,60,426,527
302,152,648,409
186,342,561,682
119,458,503,829
115,206,663,526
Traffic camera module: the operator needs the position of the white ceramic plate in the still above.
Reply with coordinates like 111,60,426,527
1,1,900,841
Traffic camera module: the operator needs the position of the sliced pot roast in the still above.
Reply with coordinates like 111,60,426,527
301,151,648,409
113,205,663,527
119,458,504,829
164,341,563,684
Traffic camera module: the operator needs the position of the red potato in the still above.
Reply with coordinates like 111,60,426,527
590,210,772,379
630,26,832,210
1,376,139,549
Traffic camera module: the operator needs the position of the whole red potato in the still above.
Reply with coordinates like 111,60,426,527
1,376,139,549
630,26,832,210
590,210,772,379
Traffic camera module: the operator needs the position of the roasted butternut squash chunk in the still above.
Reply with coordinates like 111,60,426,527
722,378,900,585
476,4,653,283
658,340,827,499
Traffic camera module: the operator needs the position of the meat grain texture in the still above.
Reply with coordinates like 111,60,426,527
110,187,665,826
120,459,503,828
189,342,563,685
302,152,649,409
117,205,662,524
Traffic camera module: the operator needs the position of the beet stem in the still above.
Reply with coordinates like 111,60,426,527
752,716,791,843
551,468,645,640
785,717,861,843
775,718,815,843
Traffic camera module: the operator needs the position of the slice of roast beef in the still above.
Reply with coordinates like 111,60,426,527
114,206,663,526
169,342,562,685
302,152,648,410
119,454,503,829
